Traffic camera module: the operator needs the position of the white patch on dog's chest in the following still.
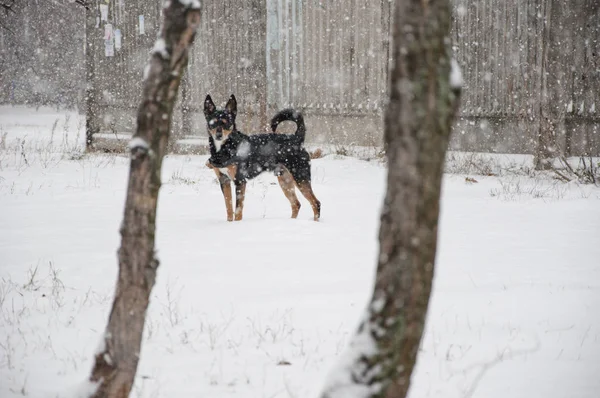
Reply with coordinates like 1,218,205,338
212,134,229,152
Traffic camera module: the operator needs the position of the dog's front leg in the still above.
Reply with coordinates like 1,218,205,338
234,180,246,221
213,169,233,222
207,161,234,221
219,174,234,221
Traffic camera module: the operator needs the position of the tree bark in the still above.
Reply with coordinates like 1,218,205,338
321,0,460,397
88,2,201,397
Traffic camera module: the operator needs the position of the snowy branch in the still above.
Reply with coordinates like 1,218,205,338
0,0,15,32
73,0,90,9
0,0,16,14
0,0,88,33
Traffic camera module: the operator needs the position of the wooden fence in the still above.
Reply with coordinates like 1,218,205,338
265,0,391,114
83,0,599,155
451,0,600,155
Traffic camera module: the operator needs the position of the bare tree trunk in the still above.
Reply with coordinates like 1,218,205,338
85,0,100,149
88,2,201,397
321,0,460,397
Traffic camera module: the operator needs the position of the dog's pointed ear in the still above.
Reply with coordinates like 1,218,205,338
204,95,216,117
225,94,237,118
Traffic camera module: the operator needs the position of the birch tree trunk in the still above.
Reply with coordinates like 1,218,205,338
88,2,201,397
321,0,461,396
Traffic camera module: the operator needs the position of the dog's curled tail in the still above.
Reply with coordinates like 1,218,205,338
270,109,306,143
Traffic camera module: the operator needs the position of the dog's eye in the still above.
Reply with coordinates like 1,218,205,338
208,120,216,127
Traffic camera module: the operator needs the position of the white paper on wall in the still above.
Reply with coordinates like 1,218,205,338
105,40,114,57
104,23,113,40
139,15,145,35
114,29,122,50
100,4,109,21
104,24,114,57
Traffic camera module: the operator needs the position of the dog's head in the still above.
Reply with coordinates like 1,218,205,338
204,94,237,144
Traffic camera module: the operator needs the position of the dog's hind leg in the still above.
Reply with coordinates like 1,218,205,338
296,181,321,221
276,167,301,218
234,180,246,221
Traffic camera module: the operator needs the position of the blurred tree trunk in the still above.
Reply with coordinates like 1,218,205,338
85,0,100,149
249,0,267,131
181,70,192,137
88,2,201,397
321,0,461,397
535,0,569,169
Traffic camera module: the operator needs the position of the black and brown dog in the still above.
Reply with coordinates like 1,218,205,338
204,94,321,222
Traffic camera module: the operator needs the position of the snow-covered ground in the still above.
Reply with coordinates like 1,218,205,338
1,107,599,397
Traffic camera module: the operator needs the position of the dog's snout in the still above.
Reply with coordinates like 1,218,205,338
215,128,223,139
